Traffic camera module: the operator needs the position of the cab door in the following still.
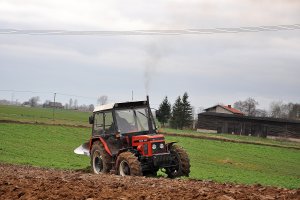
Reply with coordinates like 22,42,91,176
92,112,104,136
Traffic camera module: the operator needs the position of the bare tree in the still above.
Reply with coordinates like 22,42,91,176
28,96,40,107
270,101,299,119
288,103,300,119
0,99,10,105
97,95,108,105
255,109,268,117
69,98,73,109
234,97,258,116
89,104,95,112
270,102,281,118
269,101,289,118
78,104,88,111
74,99,78,109
191,106,198,129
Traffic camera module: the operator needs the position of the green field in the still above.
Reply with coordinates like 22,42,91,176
0,105,90,126
0,123,90,169
167,135,300,188
160,128,300,149
2,105,299,148
0,105,300,188
0,123,299,188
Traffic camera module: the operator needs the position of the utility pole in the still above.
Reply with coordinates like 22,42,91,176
131,90,133,101
52,93,56,121
11,92,14,105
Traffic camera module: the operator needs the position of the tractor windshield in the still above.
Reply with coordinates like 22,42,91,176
115,108,154,134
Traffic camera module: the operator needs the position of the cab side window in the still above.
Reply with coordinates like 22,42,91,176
104,111,114,133
94,112,104,135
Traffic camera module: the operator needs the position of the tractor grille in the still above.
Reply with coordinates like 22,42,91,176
151,142,166,154
152,153,173,167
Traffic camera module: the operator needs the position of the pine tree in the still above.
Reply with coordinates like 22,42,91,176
182,92,193,128
170,96,183,129
157,96,171,127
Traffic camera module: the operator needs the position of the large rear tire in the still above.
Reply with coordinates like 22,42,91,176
90,141,112,174
165,145,190,178
116,152,142,176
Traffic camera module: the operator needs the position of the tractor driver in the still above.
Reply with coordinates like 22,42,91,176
115,111,133,133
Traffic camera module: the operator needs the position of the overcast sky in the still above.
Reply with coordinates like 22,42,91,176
0,0,299,111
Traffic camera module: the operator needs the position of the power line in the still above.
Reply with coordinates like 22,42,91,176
0,89,49,94
0,24,299,36
56,92,96,100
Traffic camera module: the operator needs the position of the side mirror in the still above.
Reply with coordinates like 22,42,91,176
155,110,161,118
89,115,94,124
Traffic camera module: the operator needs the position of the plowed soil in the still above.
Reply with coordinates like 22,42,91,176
0,164,299,200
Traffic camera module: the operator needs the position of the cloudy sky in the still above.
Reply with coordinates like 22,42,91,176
0,0,299,111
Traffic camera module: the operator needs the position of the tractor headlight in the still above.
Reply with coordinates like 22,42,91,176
152,144,157,150
159,143,164,149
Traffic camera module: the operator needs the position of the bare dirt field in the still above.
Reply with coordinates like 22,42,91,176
0,164,299,200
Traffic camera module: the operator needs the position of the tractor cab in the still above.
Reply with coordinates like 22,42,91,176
91,100,156,137
89,99,162,156
74,96,190,177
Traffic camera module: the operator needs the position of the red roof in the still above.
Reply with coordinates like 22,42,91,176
222,105,244,115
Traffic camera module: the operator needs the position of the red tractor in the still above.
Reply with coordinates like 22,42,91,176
75,97,190,177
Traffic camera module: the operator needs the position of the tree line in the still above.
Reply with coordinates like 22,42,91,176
1,94,111,112
233,97,300,120
1,94,299,123
156,96,300,130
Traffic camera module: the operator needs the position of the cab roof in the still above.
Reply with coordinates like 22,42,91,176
93,100,148,113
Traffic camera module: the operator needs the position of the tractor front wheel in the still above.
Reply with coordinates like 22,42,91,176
116,152,142,176
91,141,112,174
165,145,190,178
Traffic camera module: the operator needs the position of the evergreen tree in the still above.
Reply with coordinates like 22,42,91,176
182,92,193,128
170,92,193,129
157,96,171,127
170,96,183,129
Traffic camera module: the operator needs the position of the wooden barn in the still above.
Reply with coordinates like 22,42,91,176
197,110,300,139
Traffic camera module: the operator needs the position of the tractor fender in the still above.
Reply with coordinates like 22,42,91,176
166,142,177,151
115,148,137,158
90,137,112,156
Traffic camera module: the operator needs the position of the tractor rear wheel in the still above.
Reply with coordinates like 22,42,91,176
116,151,142,176
166,145,190,178
91,141,112,174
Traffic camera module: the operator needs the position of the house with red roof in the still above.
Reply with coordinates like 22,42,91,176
204,105,244,115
